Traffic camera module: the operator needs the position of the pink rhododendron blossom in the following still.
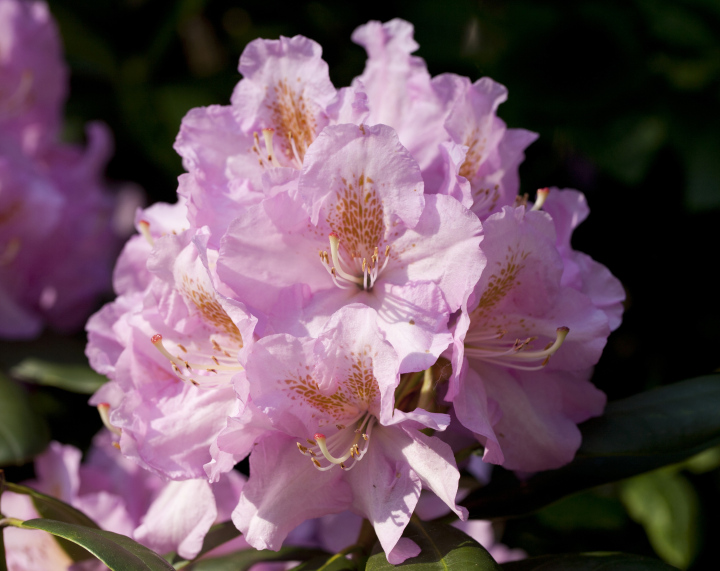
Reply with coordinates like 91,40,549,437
87,204,256,480
352,19,536,204
217,123,483,372
0,0,65,151
448,203,617,471
0,0,119,340
174,34,367,244
229,306,466,564
0,432,246,570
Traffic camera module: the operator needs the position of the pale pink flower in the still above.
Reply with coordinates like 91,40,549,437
0,0,66,152
351,19,536,207
217,123,483,372
0,0,119,340
227,306,466,564
174,34,367,245
87,204,256,480
448,204,616,471
0,432,246,569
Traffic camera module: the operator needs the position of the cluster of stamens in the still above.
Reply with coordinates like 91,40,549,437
297,414,375,471
319,233,390,291
251,127,303,170
464,326,570,371
150,333,242,388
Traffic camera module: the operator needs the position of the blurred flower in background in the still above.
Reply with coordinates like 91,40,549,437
0,0,122,340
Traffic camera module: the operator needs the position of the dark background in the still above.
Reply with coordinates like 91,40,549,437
4,0,720,568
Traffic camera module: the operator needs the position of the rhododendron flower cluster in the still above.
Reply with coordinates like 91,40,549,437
87,18,623,563
0,0,118,339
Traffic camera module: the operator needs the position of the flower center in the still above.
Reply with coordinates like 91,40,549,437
464,326,569,371
319,232,390,291
297,413,376,471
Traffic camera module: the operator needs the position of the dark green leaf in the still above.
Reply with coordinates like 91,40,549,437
289,553,360,570
183,547,330,571
17,518,175,571
501,552,678,570
4,481,100,561
11,359,107,394
462,375,720,520
620,469,699,569
366,520,501,570
169,520,241,568
0,373,49,466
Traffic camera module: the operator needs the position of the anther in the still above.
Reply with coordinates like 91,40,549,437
312,458,322,468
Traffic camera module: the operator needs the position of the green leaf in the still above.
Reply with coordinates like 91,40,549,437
289,553,360,570
169,520,241,568
366,520,501,570
501,552,678,570
462,375,720,520
4,482,100,561
16,518,175,571
11,359,107,394
183,547,330,571
0,373,49,466
620,469,699,569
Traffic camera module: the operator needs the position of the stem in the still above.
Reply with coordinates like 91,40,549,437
0,518,23,529
355,518,377,555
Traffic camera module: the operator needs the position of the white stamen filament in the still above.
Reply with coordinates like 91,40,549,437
151,334,242,387
262,128,282,168
97,403,121,436
298,414,376,471
320,233,391,291
287,132,303,168
531,188,550,211
138,220,155,247
465,326,569,371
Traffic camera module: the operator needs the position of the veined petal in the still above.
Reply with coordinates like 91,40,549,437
300,123,424,232
232,433,350,551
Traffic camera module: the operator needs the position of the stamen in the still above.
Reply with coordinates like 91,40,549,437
288,132,303,167
328,233,363,285
531,188,550,211
262,128,282,168
138,220,154,247
465,326,570,371
151,333,243,385
97,403,121,436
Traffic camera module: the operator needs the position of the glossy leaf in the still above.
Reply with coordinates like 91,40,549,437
501,552,678,570
3,482,99,529
11,359,107,394
0,373,49,466
462,375,720,520
183,547,330,571
16,518,175,571
289,553,361,570
366,520,501,570
3,481,100,561
620,469,699,569
169,520,241,569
